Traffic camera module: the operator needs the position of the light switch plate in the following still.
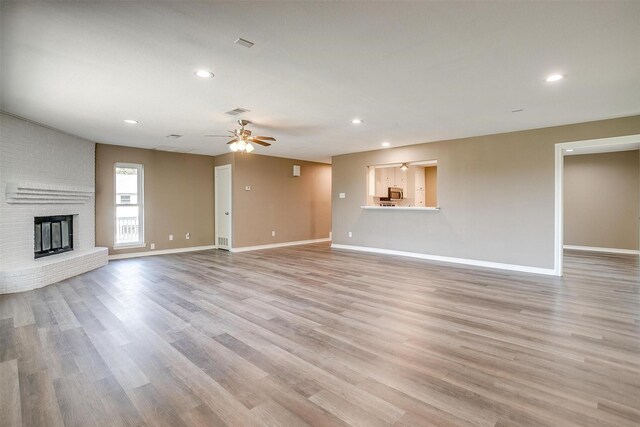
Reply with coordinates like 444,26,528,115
245,186,251,191
169,235,174,241
339,193,346,199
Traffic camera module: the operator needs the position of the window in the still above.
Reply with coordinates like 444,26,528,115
114,163,144,247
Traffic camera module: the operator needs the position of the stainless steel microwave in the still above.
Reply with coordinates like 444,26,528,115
388,187,403,200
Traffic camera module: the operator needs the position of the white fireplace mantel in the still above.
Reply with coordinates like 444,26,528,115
5,181,94,204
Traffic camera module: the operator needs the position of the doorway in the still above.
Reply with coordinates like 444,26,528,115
215,164,232,250
554,134,640,276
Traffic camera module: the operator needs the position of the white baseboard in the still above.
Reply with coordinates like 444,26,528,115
331,244,557,276
230,238,331,253
563,245,639,255
109,245,217,260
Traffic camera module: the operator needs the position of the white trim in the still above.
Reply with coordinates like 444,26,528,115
230,238,331,253
331,244,556,276
555,133,640,277
113,243,147,250
555,134,640,153
109,245,217,260
554,143,564,276
564,245,640,255
361,206,440,211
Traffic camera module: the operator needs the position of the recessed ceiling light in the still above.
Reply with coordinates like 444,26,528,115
123,119,138,124
195,70,214,78
545,73,564,82
351,119,363,124
381,142,390,147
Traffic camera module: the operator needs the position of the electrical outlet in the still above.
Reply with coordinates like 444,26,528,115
186,232,190,240
339,193,346,199
169,235,174,241
245,186,251,191
348,231,352,237
271,230,276,237
150,243,155,250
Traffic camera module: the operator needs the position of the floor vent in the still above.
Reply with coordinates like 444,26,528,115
218,237,228,247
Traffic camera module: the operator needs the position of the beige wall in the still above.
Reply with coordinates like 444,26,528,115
96,144,215,255
564,151,639,250
332,116,640,269
215,153,332,248
426,166,438,207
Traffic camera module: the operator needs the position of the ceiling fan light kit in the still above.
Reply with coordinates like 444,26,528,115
219,119,276,153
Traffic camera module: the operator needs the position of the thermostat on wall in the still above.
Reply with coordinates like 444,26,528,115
293,165,301,177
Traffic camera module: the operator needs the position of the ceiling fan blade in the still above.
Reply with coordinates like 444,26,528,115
226,138,238,145
253,136,276,141
250,139,271,147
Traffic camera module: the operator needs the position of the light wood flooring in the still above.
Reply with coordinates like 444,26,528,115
1,244,639,427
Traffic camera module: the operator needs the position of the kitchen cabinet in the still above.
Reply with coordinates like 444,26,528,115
396,168,408,192
414,167,425,191
390,168,407,192
414,167,425,206
375,167,407,195
375,168,389,195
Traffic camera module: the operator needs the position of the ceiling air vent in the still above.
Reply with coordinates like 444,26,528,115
225,107,250,116
234,38,254,48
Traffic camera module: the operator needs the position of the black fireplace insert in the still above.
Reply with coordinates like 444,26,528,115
34,215,74,259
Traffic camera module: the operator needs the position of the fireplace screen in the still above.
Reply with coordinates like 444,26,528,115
34,215,73,258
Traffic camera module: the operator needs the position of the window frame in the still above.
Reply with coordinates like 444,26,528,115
113,162,145,248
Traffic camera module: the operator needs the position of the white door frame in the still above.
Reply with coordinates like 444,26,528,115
554,133,640,276
214,164,232,250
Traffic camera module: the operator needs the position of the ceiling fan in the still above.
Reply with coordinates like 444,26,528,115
205,120,276,153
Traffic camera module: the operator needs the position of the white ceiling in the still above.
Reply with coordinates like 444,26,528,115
1,1,639,163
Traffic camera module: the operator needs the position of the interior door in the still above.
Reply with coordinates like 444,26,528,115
215,165,232,250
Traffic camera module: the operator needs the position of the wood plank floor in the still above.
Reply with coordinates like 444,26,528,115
1,244,639,427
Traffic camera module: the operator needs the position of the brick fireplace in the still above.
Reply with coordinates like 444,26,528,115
0,114,108,294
